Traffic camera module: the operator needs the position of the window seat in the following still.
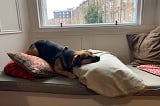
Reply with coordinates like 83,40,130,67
0,71,95,95
127,65,160,96
0,65,160,96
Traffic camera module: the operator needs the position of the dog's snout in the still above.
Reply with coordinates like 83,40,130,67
93,56,100,62
95,56,100,61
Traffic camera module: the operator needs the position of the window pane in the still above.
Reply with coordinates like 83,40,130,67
41,0,138,26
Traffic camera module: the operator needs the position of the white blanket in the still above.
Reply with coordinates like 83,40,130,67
73,50,145,97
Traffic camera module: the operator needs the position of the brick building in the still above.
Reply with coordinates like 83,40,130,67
46,0,137,25
53,9,72,25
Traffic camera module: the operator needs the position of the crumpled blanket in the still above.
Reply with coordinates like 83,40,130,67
73,50,145,97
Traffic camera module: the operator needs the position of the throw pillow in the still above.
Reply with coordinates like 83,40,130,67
4,61,35,80
126,26,160,65
7,52,56,78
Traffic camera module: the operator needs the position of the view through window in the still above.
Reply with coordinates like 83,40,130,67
41,0,139,26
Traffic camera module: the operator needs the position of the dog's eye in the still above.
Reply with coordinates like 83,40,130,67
84,55,91,59
81,54,92,59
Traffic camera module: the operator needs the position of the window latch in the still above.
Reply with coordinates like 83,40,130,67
0,21,1,32
115,20,118,25
60,23,63,27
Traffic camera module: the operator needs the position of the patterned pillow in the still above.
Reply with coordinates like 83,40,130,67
7,52,56,78
4,61,35,80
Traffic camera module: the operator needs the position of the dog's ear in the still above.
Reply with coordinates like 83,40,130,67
73,55,81,67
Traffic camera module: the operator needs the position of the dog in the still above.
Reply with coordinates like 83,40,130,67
27,40,100,79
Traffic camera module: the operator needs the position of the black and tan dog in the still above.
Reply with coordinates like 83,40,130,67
27,40,100,79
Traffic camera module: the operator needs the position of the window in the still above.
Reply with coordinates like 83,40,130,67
0,0,22,34
37,0,142,27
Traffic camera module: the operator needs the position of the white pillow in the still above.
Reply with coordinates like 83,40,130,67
73,50,145,97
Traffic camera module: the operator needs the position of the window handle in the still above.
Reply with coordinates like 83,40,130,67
0,21,1,32
60,23,63,27
115,20,118,25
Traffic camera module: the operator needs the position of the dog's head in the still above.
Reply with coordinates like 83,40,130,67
73,50,100,67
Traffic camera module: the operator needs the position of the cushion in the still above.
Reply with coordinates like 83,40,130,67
7,52,56,78
126,26,160,65
73,50,145,97
4,61,34,80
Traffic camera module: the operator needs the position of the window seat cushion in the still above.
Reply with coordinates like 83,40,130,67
0,71,95,95
127,65,160,96
1,65,160,96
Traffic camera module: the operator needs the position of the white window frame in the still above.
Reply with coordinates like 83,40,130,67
0,0,22,35
36,0,143,28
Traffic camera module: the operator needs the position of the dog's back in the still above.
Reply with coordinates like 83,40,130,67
34,40,64,64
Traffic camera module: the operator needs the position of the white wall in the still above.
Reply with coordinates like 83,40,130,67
28,0,157,64
0,0,30,70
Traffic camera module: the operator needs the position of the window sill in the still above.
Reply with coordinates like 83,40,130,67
0,30,22,35
32,25,155,35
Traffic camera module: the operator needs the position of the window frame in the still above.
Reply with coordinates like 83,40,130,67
36,0,143,29
0,0,22,35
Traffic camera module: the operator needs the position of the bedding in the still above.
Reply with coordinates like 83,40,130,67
73,50,145,97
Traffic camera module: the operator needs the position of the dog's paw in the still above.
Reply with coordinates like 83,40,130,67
68,74,77,79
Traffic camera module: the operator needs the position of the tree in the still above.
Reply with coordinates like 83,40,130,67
84,2,102,24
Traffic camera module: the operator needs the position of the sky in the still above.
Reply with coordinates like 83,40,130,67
46,0,86,19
